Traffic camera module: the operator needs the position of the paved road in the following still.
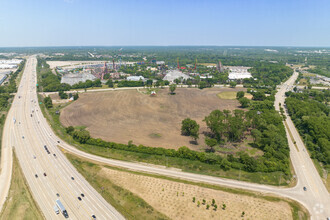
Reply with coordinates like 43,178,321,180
38,71,329,218
1,57,124,219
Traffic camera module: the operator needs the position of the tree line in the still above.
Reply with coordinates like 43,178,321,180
285,90,330,167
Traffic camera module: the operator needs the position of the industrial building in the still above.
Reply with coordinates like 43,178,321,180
228,66,252,80
163,70,191,82
60,71,96,86
0,59,23,69
127,76,145,81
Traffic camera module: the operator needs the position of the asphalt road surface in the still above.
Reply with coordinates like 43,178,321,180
1,57,124,220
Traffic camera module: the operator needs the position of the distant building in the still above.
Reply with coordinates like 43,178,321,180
156,61,165,65
227,66,252,80
61,71,96,86
163,70,191,82
127,76,145,81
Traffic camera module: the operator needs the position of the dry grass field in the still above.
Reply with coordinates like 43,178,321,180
60,87,246,150
100,166,293,220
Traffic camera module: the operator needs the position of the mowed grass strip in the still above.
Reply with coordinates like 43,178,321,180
66,153,169,220
0,152,44,220
217,91,253,100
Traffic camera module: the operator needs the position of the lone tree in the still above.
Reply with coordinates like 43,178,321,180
229,81,237,88
205,138,217,152
236,91,245,99
211,199,215,206
169,84,177,94
44,96,53,109
181,118,199,142
241,211,245,217
222,203,226,210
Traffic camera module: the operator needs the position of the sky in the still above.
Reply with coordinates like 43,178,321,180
0,0,330,47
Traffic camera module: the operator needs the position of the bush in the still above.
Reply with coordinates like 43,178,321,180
44,96,53,109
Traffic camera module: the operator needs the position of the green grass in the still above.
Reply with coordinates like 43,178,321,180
148,133,162,138
37,96,294,186
217,91,237,99
66,153,309,220
66,153,168,220
0,152,44,220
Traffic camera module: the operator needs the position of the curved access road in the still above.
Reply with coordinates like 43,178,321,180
1,56,124,219
36,69,329,218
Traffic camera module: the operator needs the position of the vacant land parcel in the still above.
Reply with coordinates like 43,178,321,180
60,88,245,150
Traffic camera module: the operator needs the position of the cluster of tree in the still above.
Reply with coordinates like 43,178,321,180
181,118,199,141
236,91,250,108
285,90,330,167
117,80,144,87
244,63,293,88
58,91,79,100
43,96,53,109
203,108,290,173
59,91,68,99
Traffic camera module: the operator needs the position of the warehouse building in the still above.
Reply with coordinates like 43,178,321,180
163,70,191,82
127,76,145,81
61,71,96,86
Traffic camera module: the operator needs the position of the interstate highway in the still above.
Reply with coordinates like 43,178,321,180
2,56,124,219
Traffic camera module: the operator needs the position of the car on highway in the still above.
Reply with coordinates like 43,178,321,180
53,153,56,157
77,197,82,201
35,174,38,178
81,193,84,197
92,215,96,219
33,155,36,159
71,177,74,180
43,173,47,176
56,193,60,197
22,136,24,139
57,140,60,143
303,186,307,191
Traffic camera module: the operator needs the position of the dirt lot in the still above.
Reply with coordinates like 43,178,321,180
60,87,246,150
100,167,292,220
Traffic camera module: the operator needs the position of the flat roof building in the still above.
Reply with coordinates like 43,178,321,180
163,70,191,82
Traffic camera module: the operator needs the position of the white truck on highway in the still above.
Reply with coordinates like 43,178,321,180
56,199,68,218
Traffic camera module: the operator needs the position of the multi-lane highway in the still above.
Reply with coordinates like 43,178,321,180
1,57,124,219
1,58,329,219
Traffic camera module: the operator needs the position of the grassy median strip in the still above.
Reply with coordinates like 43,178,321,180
65,153,168,220
65,152,309,220
0,151,44,220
